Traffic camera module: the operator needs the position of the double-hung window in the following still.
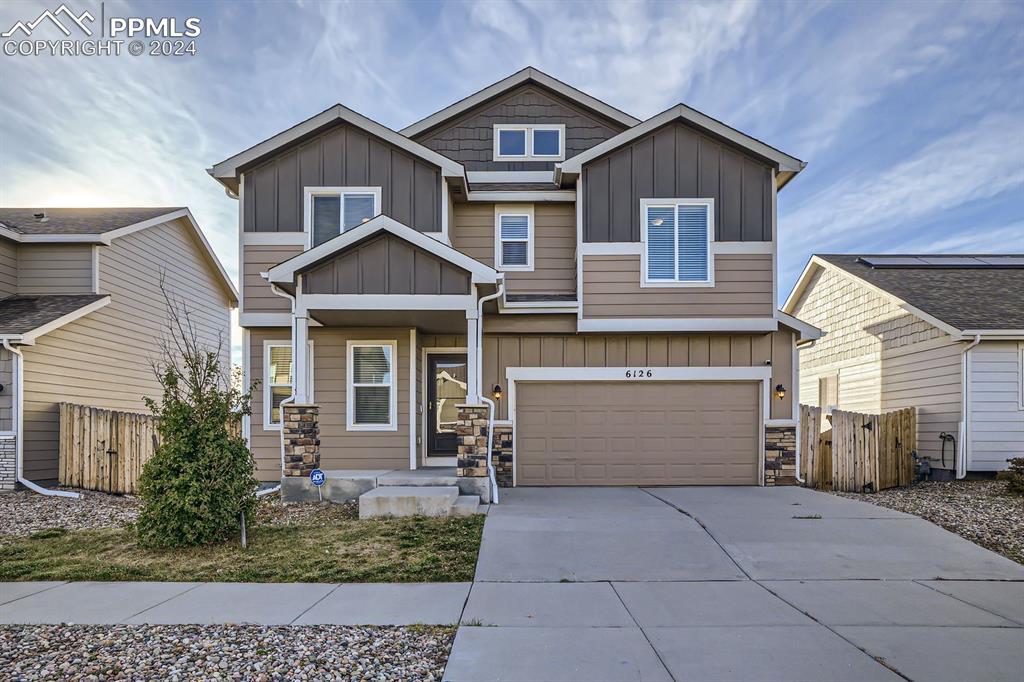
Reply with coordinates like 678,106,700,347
641,198,714,286
493,124,565,161
263,341,314,429
347,341,397,431
305,187,381,248
495,205,534,271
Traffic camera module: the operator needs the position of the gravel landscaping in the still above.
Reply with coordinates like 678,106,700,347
833,480,1024,564
0,490,140,538
0,623,454,681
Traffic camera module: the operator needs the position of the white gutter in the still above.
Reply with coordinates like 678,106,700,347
266,282,298,495
957,334,982,479
475,278,505,505
3,340,78,498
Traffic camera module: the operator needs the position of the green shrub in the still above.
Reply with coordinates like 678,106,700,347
137,295,258,548
998,457,1024,496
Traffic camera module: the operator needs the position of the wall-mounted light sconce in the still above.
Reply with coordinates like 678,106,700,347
774,384,786,400
492,384,503,401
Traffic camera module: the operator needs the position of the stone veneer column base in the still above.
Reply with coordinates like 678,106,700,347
455,404,489,478
0,436,15,491
764,426,797,486
491,426,513,487
282,404,320,478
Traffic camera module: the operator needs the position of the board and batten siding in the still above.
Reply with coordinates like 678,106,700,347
0,238,17,297
17,244,95,294
452,202,576,296
968,341,1023,471
413,84,627,171
303,233,470,295
583,122,773,243
242,123,441,233
582,253,773,319
243,244,302,313
249,326,413,480
19,218,232,481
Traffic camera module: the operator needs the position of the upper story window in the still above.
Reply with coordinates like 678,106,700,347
640,198,714,287
493,124,565,161
494,204,534,271
304,187,382,248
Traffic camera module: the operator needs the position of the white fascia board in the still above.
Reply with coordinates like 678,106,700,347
775,310,824,341
468,191,576,203
239,312,295,327
560,104,804,176
400,67,640,138
299,294,475,312
211,104,464,185
16,234,106,243
577,317,778,333
266,215,497,285
579,242,643,256
961,330,1024,339
712,241,774,255
242,232,307,246
506,365,772,382
467,171,554,183
20,296,111,344
781,256,821,314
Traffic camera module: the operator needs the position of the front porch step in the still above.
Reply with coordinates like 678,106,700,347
450,495,481,517
376,468,458,487
359,485,461,519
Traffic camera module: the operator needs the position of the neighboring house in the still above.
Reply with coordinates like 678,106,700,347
0,208,238,492
210,66,820,502
784,254,1024,478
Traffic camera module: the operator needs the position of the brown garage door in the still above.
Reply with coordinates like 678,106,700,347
516,381,760,486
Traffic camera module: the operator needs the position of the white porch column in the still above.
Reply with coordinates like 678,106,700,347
466,309,480,404
293,314,310,404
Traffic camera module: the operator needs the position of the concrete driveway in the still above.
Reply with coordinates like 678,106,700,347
445,486,1024,682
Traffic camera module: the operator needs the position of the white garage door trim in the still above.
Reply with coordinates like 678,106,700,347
506,366,772,486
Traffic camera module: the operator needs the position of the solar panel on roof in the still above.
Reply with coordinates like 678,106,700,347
977,256,1024,266
857,257,927,267
918,257,985,266
857,255,1024,268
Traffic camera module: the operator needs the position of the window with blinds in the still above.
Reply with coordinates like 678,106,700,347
264,341,314,429
642,199,713,285
347,342,396,430
497,213,532,269
307,187,381,247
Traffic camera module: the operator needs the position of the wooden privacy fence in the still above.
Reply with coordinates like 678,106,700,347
58,403,160,494
800,404,916,492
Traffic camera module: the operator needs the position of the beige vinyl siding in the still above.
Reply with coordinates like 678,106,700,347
20,218,232,481
0,238,17,297
243,244,301,313
249,327,413,480
17,244,94,294
452,203,576,296
967,341,1023,471
582,253,773,318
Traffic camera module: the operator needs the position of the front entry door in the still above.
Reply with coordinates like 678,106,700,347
427,354,468,455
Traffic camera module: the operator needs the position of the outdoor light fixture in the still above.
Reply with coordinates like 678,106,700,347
492,384,503,400
775,384,786,400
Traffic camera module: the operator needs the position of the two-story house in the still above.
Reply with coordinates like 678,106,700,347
210,67,819,507
0,207,237,495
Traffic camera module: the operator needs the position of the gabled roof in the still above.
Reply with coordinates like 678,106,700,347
0,207,238,305
400,67,641,138
558,104,806,189
0,294,110,344
266,215,498,286
209,104,466,194
784,254,1024,338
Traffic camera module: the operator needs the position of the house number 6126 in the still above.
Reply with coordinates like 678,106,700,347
625,369,653,379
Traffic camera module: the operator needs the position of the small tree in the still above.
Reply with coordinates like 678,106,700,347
137,283,258,548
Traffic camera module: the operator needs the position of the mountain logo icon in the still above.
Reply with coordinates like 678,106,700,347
2,4,95,38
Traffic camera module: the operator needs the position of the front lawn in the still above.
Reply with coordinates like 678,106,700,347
0,502,484,583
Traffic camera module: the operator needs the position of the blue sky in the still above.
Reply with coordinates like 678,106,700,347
1,0,1022,318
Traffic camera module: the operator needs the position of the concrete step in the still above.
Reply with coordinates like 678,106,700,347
359,485,460,519
376,468,458,487
450,495,481,517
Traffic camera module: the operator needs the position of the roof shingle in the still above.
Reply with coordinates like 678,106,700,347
0,208,182,236
0,295,108,335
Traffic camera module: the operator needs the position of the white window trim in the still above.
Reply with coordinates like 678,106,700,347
346,340,399,432
262,339,315,431
493,124,566,161
640,197,715,288
303,186,382,248
494,203,535,272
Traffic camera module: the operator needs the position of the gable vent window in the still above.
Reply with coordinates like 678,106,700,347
641,199,714,287
347,341,397,431
305,187,381,248
493,124,565,161
495,205,534,271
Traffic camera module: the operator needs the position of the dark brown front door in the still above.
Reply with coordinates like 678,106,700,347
427,354,468,455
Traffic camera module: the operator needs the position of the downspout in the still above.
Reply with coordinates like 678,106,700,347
476,277,505,504
3,339,78,498
957,334,981,480
261,281,298,497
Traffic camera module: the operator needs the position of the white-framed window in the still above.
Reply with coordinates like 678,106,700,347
493,124,565,161
304,186,382,248
347,341,398,431
640,198,714,287
263,340,315,430
494,204,534,271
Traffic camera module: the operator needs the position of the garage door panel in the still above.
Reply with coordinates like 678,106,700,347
516,381,759,486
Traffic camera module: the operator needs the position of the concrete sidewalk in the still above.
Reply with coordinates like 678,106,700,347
0,581,470,626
